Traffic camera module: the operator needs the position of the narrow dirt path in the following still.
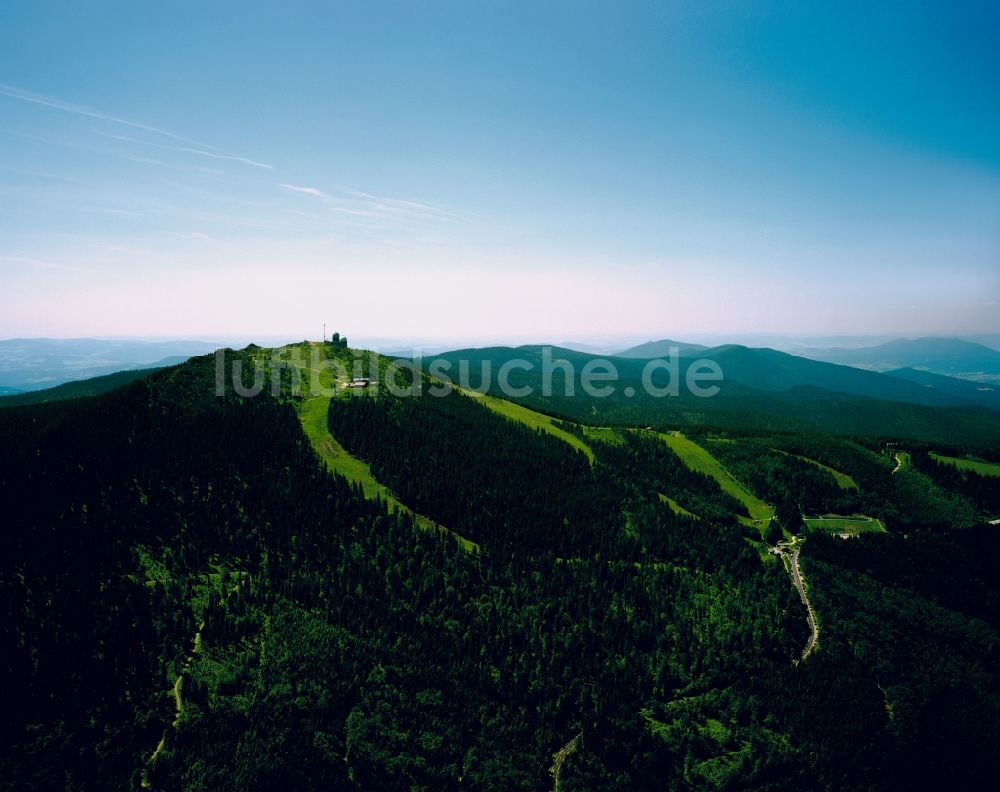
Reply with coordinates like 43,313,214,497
141,574,246,789
549,732,582,792
140,626,203,787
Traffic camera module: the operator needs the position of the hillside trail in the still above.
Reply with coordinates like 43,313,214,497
140,573,247,789
549,732,582,792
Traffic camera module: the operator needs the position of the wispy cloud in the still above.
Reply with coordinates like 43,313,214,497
327,205,397,219
171,231,213,241
98,130,272,169
278,182,388,218
0,255,91,272
125,155,225,175
0,83,273,169
340,186,466,221
0,84,193,142
278,181,468,223
279,183,332,199
86,207,146,217
1,84,473,242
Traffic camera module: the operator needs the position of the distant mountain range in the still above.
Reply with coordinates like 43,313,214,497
614,338,709,358
885,367,1000,411
697,345,1000,409
0,338,221,391
425,342,1000,444
787,337,1000,381
611,338,1000,409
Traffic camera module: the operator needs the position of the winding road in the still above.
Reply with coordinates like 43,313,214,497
789,546,819,661
775,539,819,663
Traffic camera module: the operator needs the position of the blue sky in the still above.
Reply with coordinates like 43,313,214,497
1,0,998,342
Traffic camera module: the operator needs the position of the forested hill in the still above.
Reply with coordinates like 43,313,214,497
0,365,164,408
2,346,999,790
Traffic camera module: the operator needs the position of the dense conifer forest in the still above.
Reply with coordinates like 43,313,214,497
2,349,999,791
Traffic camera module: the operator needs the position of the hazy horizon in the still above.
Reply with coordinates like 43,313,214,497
2,2,998,340
4,331,1000,358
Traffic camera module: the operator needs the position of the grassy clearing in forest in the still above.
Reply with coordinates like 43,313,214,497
288,346,478,552
454,387,595,463
654,431,774,523
929,451,1000,477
